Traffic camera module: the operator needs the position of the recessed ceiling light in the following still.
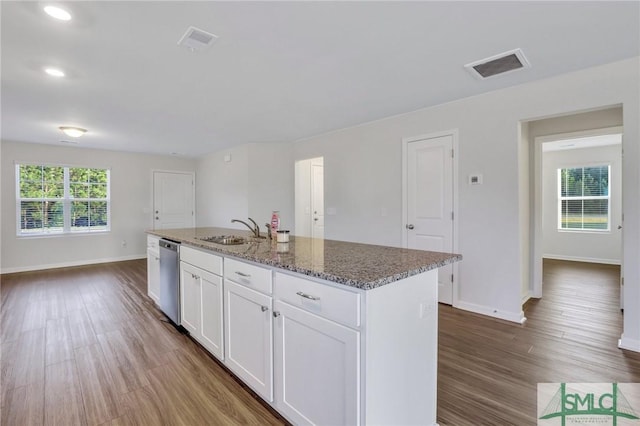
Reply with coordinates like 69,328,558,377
59,126,87,137
44,5,72,21
44,67,65,77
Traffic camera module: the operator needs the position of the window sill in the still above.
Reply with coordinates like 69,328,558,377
16,230,111,239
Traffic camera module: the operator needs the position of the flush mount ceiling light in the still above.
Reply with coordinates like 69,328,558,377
44,5,71,21
59,126,87,137
44,67,65,77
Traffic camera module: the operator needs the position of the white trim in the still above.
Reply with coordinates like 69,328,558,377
402,129,459,307
0,254,146,274
456,301,527,324
618,335,640,353
543,254,621,266
532,125,623,299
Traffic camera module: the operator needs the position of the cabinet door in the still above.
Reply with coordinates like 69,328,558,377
147,249,160,304
274,300,360,426
200,270,224,361
224,280,273,402
180,262,201,336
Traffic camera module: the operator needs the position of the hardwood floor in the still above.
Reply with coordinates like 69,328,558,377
438,259,640,425
2,258,640,425
1,261,286,426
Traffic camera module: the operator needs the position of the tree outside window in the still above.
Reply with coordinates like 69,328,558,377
16,164,110,235
558,165,609,231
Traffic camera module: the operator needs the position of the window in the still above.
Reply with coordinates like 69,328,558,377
558,165,609,231
16,164,110,235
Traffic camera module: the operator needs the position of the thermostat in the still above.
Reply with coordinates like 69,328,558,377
469,174,483,185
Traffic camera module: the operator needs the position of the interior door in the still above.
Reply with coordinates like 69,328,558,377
153,171,194,230
311,161,324,239
406,134,455,304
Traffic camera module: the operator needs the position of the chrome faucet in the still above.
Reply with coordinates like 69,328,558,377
231,218,261,238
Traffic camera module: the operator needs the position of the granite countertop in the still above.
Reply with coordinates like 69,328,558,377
148,227,462,290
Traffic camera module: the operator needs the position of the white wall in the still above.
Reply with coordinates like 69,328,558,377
0,140,196,273
291,57,639,326
542,144,622,264
195,142,293,232
196,144,249,229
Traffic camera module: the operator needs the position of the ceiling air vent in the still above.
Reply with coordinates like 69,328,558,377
177,26,218,51
465,48,530,79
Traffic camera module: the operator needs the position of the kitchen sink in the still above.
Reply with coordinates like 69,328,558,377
198,235,246,245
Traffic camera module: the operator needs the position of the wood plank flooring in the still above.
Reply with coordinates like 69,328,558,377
2,258,640,425
438,259,640,425
1,261,286,426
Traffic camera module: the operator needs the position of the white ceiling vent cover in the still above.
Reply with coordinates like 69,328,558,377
465,48,530,79
178,26,218,51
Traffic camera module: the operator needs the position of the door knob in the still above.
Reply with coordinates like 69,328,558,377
406,224,415,230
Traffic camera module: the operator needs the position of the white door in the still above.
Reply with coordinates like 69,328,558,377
274,300,359,426
153,171,194,230
311,161,324,240
405,134,455,304
200,270,224,361
224,280,273,401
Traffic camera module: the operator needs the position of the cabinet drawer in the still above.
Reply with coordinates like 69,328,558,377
275,273,360,328
224,258,272,295
180,246,223,276
147,235,159,251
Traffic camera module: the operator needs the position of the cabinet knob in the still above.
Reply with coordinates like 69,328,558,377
406,224,415,230
261,305,269,312
273,311,280,318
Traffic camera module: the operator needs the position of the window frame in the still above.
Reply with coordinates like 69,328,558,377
557,164,610,232
15,162,111,237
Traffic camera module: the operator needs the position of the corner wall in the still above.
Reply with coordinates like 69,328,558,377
0,141,196,273
292,57,639,326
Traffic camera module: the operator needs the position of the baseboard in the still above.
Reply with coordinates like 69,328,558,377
543,254,621,265
618,335,640,353
455,301,527,324
1,254,147,274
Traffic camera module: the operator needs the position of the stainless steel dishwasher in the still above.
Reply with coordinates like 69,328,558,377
159,238,180,325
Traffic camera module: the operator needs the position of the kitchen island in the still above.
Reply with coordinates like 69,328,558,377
147,227,461,426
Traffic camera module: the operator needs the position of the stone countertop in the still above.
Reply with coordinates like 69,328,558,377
148,227,462,291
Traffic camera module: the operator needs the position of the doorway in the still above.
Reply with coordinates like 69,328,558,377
532,127,623,307
402,131,458,305
294,157,324,239
152,170,195,230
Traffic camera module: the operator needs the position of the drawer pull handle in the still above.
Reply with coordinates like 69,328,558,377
235,271,251,278
296,291,320,301
261,305,269,312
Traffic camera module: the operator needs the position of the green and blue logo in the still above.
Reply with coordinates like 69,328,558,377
538,383,640,425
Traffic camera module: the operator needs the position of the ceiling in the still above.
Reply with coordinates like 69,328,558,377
2,1,638,157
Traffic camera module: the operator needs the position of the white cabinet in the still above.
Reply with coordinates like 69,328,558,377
180,262,201,335
180,246,224,361
274,299,360,426
224,259,273,402
146,236,160,304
